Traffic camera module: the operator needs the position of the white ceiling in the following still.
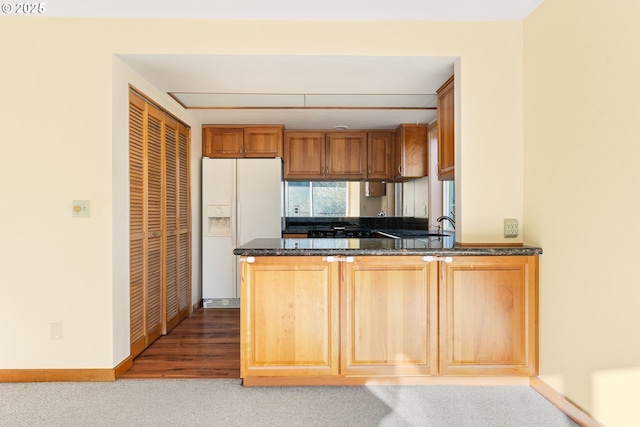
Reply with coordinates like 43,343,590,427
107,1,543,130
50,0,543,21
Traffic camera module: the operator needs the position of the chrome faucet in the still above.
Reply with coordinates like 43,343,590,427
436,215,455,230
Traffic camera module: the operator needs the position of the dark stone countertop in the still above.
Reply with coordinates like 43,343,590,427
233,237,543,257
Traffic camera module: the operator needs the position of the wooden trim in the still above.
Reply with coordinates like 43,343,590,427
114,357,133,379
0,358,133,382
0,369,116,382
242,375,532,387
188,106,436,111
530,377,605,427
454,241,523,248
193,300,203,311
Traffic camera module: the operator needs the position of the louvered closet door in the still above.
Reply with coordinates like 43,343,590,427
145,104,164,346
164,116,180,333
177,124,191,318
129,92,146,358
129,90,192,358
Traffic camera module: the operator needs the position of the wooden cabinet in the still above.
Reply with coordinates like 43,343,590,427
326,132,367,179
240,254,538,384
342,256,438,376
283,131,325,179
202,125,283,158
439,256,538,376
283,131,366,180
367,132,394,180
437,76,455,181
395,124,428,179
281,233,308,238
240,256,340,377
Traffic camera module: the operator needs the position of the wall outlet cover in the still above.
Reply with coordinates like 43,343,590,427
504,218,519,238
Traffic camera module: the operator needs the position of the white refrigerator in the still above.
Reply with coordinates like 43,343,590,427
202,158,283,304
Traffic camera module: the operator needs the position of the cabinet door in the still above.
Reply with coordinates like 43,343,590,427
437,76,454,181
163,115,180,333
240,256,340,377
128,92,147,358
202,127,243,158
176,123,192,325
144,103,164,349
439,256,538,376
342,256,438,376
326,132,367,180
243,126,283,158
367,132,393,180
283,132,326,179
395,124,428,179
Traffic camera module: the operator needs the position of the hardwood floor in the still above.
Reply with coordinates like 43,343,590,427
120,308,240,380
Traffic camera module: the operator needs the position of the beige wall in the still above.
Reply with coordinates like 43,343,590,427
0,16,523,375
524,0,640,425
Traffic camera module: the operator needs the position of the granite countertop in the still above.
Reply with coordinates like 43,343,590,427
233,237,543,257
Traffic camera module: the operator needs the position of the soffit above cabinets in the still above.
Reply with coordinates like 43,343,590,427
119,54,456,130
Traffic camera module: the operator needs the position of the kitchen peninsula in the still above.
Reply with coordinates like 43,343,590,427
234,237,542,386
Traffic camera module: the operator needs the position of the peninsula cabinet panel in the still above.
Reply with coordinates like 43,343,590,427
283,132,326,179
439,256,538,376
437,76,455,181
325,132,367,180
240,257,340,377
342,256,438,376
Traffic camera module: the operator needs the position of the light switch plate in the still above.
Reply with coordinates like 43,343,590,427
72,200,90,218
50,320,63,339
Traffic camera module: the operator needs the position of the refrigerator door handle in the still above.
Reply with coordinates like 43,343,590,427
235,200,240,247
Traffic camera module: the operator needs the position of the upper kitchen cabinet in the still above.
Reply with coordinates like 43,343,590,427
202,125,283,158
367,131,394,180
394,124,428,179
283,131,326,179
437,76,455,181
283,131,367,180
326,132,367,180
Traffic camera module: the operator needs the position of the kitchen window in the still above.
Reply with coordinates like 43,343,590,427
285,181,348,217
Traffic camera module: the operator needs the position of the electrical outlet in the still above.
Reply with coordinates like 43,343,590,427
504,218,519,238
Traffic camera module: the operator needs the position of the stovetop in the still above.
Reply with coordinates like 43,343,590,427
307,224,372,238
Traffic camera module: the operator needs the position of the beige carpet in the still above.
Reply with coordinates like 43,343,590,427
0,380,579,426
